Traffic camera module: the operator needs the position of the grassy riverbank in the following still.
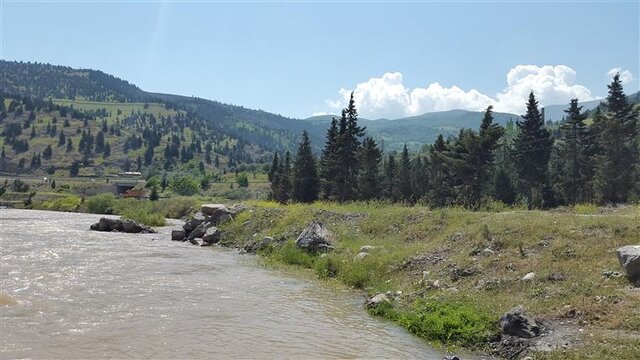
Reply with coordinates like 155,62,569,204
25,193,202,226
217,201,640,359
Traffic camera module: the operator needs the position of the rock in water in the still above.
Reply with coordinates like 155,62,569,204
90,218,156,234
295,222,333,252
171,229,186,241
188,224,206,240
183,213,206,232
616,245,640,282
500,306,541,338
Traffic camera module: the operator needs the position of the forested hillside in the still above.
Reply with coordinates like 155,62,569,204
0,60,331,180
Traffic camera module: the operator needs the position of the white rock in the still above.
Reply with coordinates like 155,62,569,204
522,272,536,281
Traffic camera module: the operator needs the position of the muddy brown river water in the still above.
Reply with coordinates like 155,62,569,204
1,209,448,359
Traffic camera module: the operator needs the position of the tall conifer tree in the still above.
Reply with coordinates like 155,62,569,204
513,92,553,207
292,131,319,203
592,74,639,203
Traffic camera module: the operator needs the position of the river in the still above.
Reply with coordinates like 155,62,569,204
1,209,446,359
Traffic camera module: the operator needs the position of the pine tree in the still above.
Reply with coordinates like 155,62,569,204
513,92,553,208
383,153,396,200
66,138,73,152
592,74,639,203
268,152,279,183
358,137,382,200
149,186,159,201
410,155,428,201
549,99,592,204
275,151,291,203
291,131,320,203
58,131,66,147
494,167,516,205
69,160,80,177
478,106,505,198
334,93,366,202
42,144,53,160
95,131,105,153
446,129,482,208
426,135,454,207
320,118,340,199
103,142,111,158
396,144,413,202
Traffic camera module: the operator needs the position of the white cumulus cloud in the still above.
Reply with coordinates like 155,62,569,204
325,65,597,118
607,67,634,84
494,65,594,114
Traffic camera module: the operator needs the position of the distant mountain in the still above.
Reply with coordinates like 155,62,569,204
304,109,522,151
542,91,640,122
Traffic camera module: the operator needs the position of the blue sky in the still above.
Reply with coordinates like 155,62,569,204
1,1,638,119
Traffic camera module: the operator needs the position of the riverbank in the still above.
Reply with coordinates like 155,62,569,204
209,201,640,359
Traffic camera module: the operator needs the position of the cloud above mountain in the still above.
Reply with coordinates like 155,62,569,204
326,65,598,118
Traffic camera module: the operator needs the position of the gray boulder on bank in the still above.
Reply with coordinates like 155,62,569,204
500,306,541,338
616,245,640,282
202,227,221,244
90,218,156,234
295,222,333,252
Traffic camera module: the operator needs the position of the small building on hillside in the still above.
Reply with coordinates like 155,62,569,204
112,172,145,197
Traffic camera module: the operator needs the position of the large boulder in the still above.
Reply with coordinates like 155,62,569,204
188,224,207,240
202,227,221,244
183,212,206,232
201,204,235,225
171,229,186,241
295,222,333,252
616,245,640,282
90,218,156,234
500,306,541,338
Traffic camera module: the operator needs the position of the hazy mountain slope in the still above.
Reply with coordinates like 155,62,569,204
542,91,640,122
304,110,522,151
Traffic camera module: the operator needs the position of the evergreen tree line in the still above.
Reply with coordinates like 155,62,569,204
270,75,639,208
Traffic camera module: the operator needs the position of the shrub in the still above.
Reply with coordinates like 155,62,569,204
120,209,165,227
274,241,315,268
314,254,341,278
12,179,30,192
40,195,82,211
84,193,115,214
170,176,200,196
398,299,496,347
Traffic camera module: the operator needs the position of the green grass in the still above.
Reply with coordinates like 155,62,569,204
30,192,201,227
218,200,640,357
